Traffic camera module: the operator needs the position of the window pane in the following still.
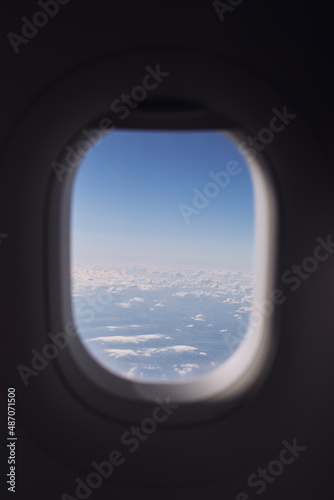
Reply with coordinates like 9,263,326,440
70,130,255,381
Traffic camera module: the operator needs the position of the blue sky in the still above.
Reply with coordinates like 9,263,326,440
70,129,255,271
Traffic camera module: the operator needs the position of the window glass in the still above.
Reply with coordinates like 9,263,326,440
71,130,255,381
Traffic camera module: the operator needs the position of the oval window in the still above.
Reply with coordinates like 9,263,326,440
70,129,256,382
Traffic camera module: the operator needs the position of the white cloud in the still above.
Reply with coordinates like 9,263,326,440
106,349,138,358
117,297,144,308
105,344,198,358
87,334,164,344
123,366,138,378
168,345,197,353
236,306,253,313
173,364,199,375
105,325,139,332
141,348,169,356
191,314,205,321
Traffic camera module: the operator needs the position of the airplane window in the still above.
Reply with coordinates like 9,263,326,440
70,129,256,382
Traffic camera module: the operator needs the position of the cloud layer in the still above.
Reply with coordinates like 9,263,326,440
71,264,255,381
